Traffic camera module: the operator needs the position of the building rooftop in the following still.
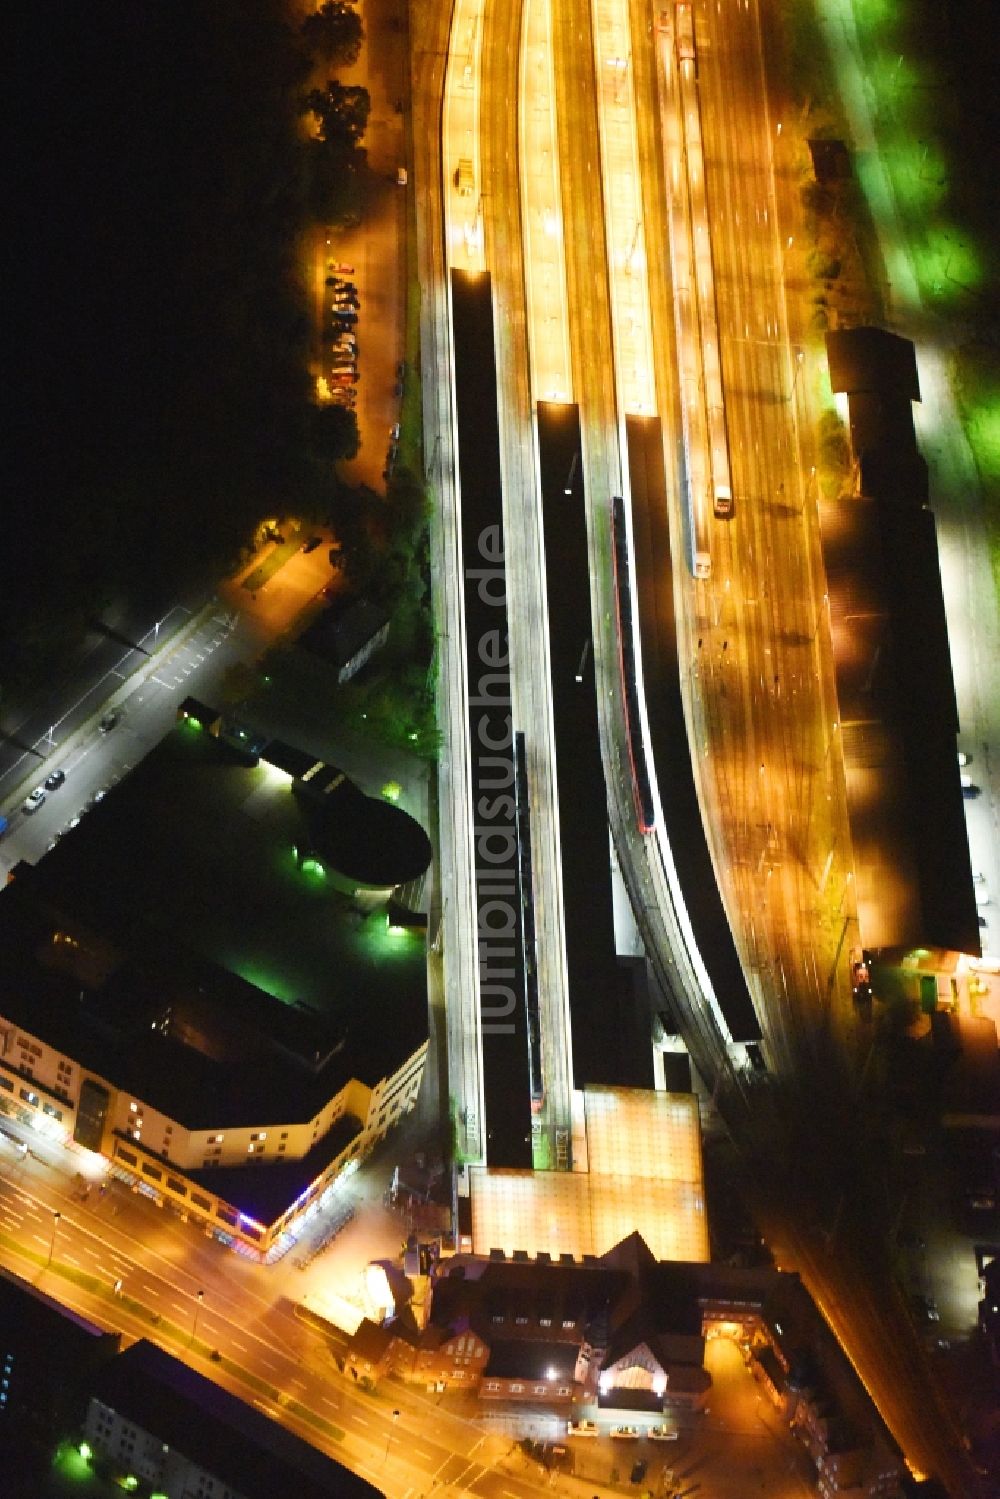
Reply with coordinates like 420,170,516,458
484,1340,578,1381
0,724,428,1127
819,328,978,956
301,597,389,674
470,1088,708,1262
89,1340,383,1498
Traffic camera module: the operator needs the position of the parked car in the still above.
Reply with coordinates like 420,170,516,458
610,1426,640,1440
99,711,120,734
44,768,66,791
301,536,322,554
327,261,354,274
647,1425,680,1441
910,1293,940,1322
566,1420,598,1438
961,775,981,798
23,787,47,814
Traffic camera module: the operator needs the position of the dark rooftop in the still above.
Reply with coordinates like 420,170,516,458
90,1340,384,1498
300,597,389,673
818,337,978,954
826,327,920,403
484,1340,578,1381
0,725,428,1127
184,1113,361,1221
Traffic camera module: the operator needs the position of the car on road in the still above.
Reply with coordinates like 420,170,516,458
566,1420,598,1438
713,482,734,519
99,711,120,734
44,768,66,791
23,787,46,814
389,422,401,442
327,261,354,274
648,1425,680,1441
301,536,322,554
851,949,872,1004
961,775,981,798
958,751,970,766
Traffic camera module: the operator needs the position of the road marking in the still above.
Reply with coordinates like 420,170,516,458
32,1234,47,1246
353,1415,370,1428
231,1339,249,1352
170,1301,187,1314
63,1253,80,1265
320,1396,338,1409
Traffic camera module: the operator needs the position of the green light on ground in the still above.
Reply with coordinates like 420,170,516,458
962,389,1000,479
851,0,900,36
301,858,326,879
388,924,408,936
78,1442,92,1462
52,1442,93,1483
916,226,983,303
121,1477,139,1492
408,732,418,742
888,141,948,215
381,781,402,802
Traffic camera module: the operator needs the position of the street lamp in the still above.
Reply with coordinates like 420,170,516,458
384,1408,400,1463
47,1210,61,1266
786,347,804,404
191,1289,204,1343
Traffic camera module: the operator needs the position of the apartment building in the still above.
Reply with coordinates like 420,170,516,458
0,720,431,1255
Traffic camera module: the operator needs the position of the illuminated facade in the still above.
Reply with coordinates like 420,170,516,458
0,717,432,1257
0,999,425,1256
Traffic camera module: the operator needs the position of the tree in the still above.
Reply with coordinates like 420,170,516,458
310,401,360,462
305,81,371,148
306,136,365,226
301,1,364,65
